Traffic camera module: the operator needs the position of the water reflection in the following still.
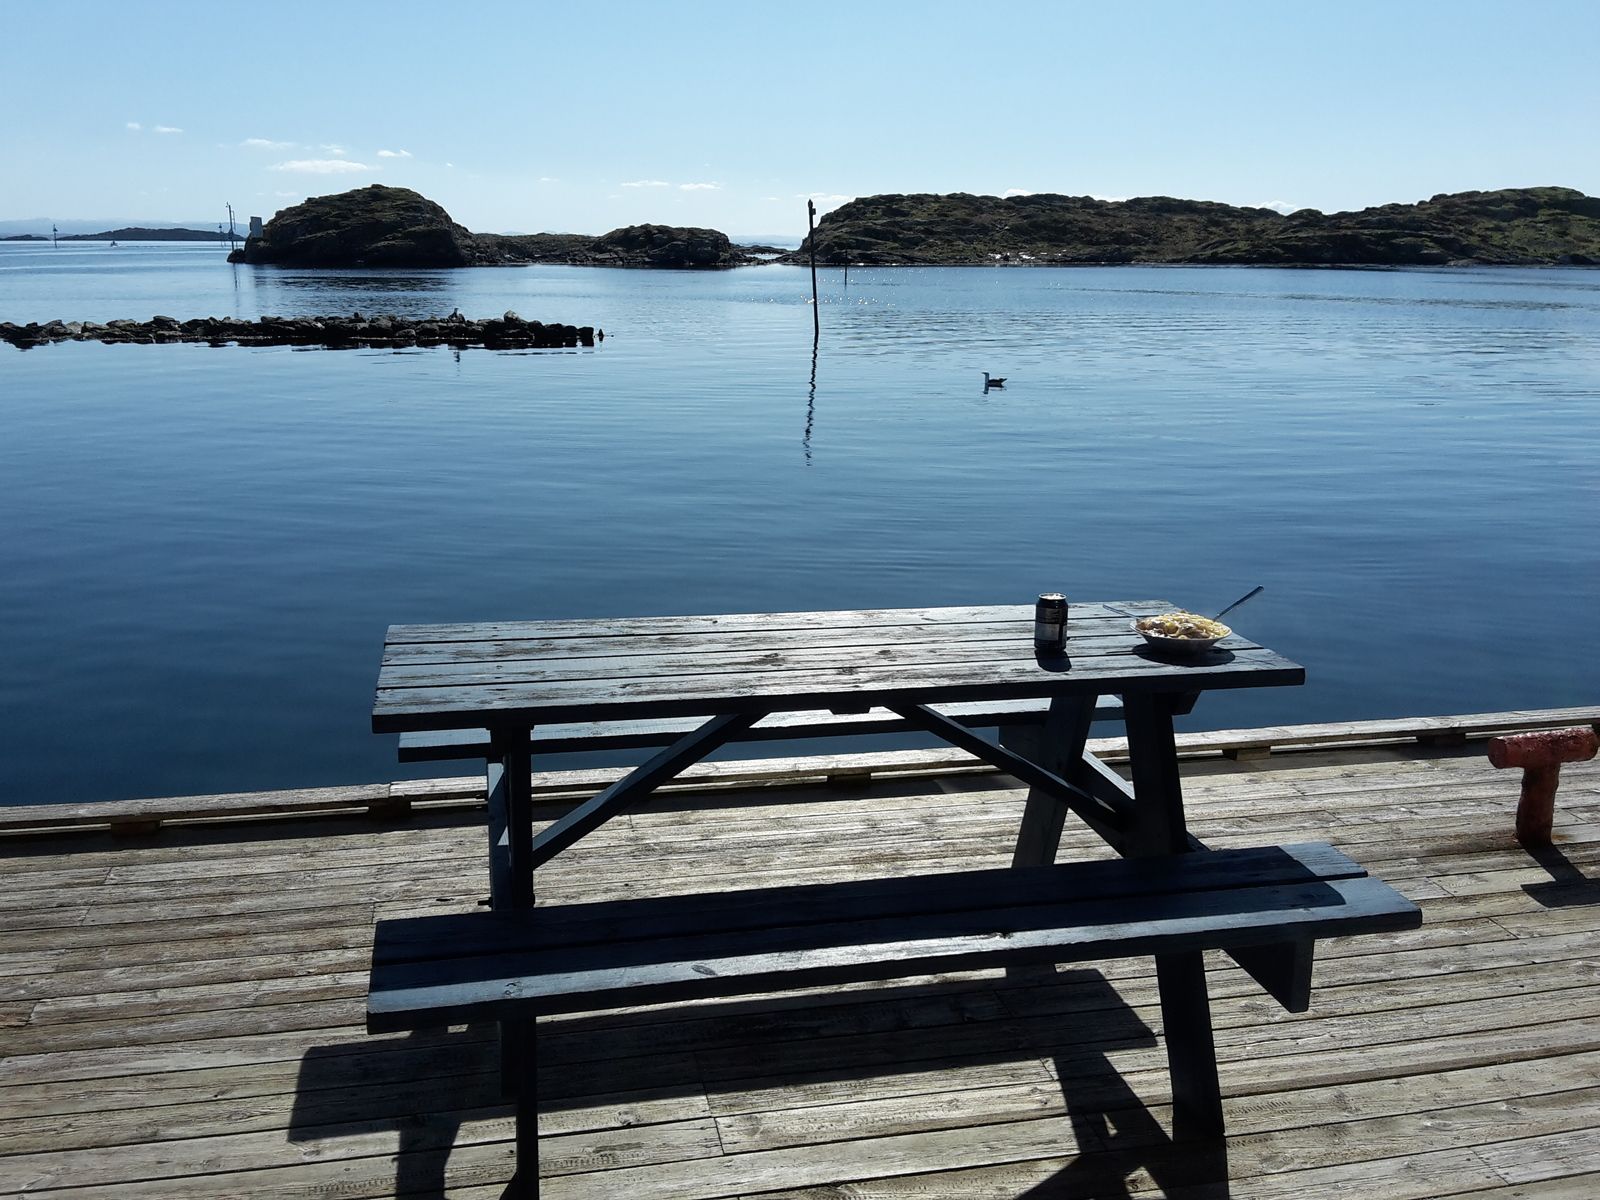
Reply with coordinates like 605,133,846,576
261,271,455,293
804,331,818,464
248,269,459,321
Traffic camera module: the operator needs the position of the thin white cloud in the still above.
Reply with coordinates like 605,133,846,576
377,148,412,159
125,121,142,131
445,162,455,168
319,143,348,156
622,179,671,188
153,125,183,135
1257,199,1297,214
679,181,722,191
1003,188,1033,198
538,176,559,183
1091,194,1130,202
242,137,294,150
271,159,374,175
798,192,853,208
274,190,301,197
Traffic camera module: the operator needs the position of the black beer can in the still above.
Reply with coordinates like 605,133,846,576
1034,593,1068,652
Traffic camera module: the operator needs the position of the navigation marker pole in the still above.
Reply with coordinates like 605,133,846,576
225,203,238,254
807,199,820,340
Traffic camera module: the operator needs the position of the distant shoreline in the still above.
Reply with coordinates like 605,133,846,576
2,227,235,243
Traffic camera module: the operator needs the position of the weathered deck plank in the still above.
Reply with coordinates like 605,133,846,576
0,740,1596,1198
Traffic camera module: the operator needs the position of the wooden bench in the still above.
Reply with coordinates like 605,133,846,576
395,695,1129,762
367,841,1421,1198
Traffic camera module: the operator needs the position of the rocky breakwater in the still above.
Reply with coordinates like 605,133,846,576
0,311,598,350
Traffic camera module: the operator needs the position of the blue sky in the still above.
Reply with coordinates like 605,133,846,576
3,0,1596,237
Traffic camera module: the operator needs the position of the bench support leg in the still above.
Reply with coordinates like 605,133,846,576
1156,950,1225,1140
505,1019,540,1198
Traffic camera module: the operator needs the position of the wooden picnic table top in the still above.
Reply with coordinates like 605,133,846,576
372,600,1304,734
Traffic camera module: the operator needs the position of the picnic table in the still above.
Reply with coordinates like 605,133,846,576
372,600,1303,901
367,601,1417,1197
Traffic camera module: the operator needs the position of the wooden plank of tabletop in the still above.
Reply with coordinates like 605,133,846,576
372,643,1302,732
383,600,1173,646
380,611,1170,667
375,628,1267,692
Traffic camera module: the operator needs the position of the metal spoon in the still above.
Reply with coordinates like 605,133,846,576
1213,585,1263,623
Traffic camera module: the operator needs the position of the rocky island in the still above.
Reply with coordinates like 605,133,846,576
481,223,745,268
230,185,747,269
787,187,1600,267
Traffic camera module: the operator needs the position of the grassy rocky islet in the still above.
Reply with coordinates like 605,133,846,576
230,185,746,269
787,187,1600,267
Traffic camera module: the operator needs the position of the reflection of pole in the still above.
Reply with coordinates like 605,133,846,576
807,199,820,340
804,328,817,465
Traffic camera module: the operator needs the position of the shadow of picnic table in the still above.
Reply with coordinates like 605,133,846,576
292,968,1229,1199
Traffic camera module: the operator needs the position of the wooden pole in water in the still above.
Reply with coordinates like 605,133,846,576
807,199,820,339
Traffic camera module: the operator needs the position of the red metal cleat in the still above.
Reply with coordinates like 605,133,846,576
1487,727,1600,847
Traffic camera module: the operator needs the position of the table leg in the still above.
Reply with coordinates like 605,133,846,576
484,761,511,911
1122,693,1188,854
491,727,535,911
1004,694,1098,867
1124,692,1224,1139
489,728,538,1132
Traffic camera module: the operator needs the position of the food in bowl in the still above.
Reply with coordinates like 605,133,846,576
1135,613,1232,641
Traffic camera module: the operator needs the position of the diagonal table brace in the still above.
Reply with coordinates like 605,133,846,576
528,710,762,870
889,703,1133,832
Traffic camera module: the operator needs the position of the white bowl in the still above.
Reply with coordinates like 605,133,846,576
1132,615,1232,655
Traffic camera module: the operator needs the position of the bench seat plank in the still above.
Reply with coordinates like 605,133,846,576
368,843,1419,1031
376,842,1360,959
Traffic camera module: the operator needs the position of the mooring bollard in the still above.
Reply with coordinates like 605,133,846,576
1486,727,1599,847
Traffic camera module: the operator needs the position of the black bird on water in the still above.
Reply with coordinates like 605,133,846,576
983,371,1007,390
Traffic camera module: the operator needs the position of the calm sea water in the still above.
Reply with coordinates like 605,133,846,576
2,242,1596,804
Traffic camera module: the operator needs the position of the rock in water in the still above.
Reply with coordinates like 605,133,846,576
230,185,480,268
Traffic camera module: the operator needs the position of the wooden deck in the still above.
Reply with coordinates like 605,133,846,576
3,721,1599,1198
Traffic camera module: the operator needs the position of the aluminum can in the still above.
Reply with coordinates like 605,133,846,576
1034,593,1068,652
